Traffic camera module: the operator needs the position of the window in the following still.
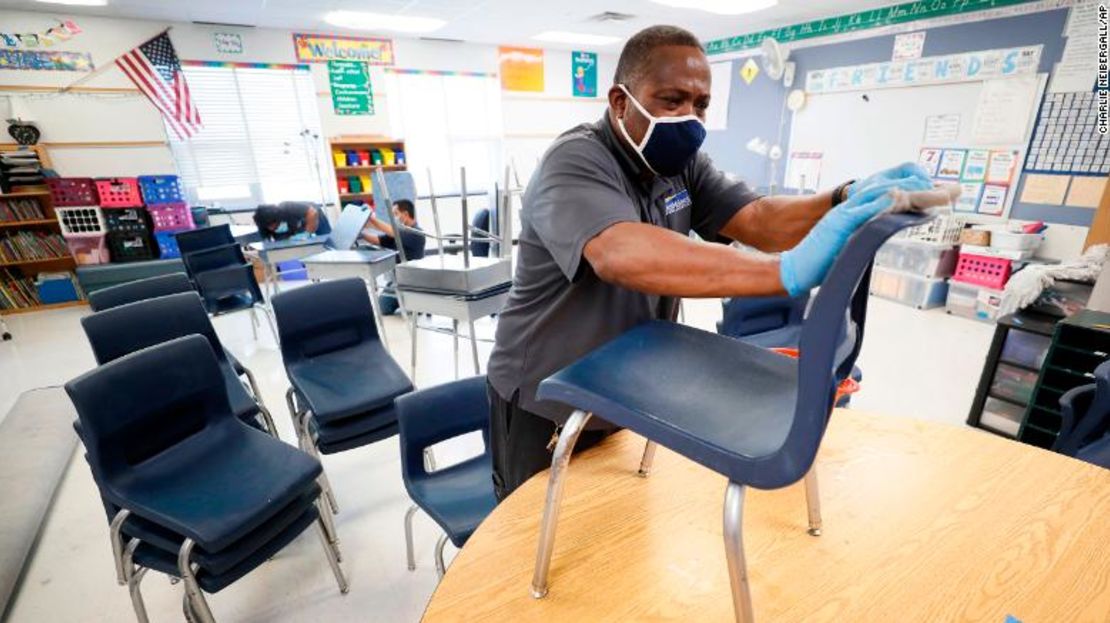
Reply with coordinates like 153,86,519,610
384,71,503,195
168,65,331,207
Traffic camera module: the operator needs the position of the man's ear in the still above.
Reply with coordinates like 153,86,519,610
607,85,626,119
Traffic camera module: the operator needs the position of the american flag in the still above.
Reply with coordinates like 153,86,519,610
116,32,201,140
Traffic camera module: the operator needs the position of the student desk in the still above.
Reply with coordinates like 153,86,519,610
423,409,1110,622
301,249,399,347
249,237,329,298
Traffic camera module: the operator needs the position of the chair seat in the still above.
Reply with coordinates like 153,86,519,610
103,424,321,552
738,325,802,349
1077,436,1110,469
288,341,413,423
407,455,497,547
317,422,399,455
310,402,397,442
205,293,256,316
536,321,802,488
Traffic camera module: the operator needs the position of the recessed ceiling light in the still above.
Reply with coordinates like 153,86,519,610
650,0,778,15
33,0,108,5
323,10,446,34
531,31,622,46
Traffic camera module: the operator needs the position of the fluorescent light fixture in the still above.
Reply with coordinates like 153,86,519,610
323,10,446,34
531,31,621,46
650,0,778,15
33,0,107,5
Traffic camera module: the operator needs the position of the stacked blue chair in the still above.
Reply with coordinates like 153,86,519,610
273,278,413,528
65,335,347,622
527,212,931,622
1054,361,1110,468
176,224,277,342
396,376,497,577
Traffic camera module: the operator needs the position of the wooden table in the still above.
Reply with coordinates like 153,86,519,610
424,410,1110,622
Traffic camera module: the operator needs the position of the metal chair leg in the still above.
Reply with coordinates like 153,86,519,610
256,403,279,438
287,388,339,515
409,311,419,382
452,319,460,379
123,539,149,623
637,440,658,477
434,533,449,579
249,306,259,340
530,409,593,599
404,504,419,571
804,465,822,537
468,320,480,374
723,482,755,623
259,304,280,345
110,509,132,586
177,539,216,623
423,447,437,472
316,519,350,594
316,497,342,562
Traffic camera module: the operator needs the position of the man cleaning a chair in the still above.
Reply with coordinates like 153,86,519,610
486,24,934,500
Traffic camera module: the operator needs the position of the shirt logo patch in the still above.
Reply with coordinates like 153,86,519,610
664,189,691,216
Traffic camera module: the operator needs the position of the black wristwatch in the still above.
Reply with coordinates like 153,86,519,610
832,180,855,207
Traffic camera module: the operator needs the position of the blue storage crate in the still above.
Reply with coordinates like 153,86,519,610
155,231,182,259
36,274,80,304
277,260,307,281
137,175,184,204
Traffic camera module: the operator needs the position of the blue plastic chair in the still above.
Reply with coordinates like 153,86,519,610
396,376,496,578
65,335,347,622
528,212,931,621
1054,361,1110,469
273,278,414,517
717,293,809,347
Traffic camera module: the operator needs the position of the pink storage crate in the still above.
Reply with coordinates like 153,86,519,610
95,178,143,208
951,253,1012,289
146,202,195,233
65,234,110,265
46,178,99,207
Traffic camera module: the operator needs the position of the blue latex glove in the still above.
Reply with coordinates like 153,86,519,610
290,232,312,241
780,177,931,296
848,162,932,198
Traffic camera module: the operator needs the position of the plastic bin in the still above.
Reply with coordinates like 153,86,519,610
154,231,181,259
146,202,195,233
36,273,80,304
55,206,107,237
952,253,1012,289
979,396,1025,437
104,208,151,235
869,266,949,310
107,231,157,263
999,331,1052,369
46,178,99,207
990,363,1038,405
95,178,143,208
65,235,110,265
899,214,966,244
990,231,1043,252
874,239,959,279
946,280,1005,322
137,175,184,204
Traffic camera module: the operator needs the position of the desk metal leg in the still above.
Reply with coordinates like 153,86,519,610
804,465,822,537
409,312,419,382
468,320,480,374
723,482,755,623
452,319,460,379
637,440,657,477
365,278,391,352
531,409,592,599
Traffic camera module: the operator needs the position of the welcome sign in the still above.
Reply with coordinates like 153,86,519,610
293,33,394,65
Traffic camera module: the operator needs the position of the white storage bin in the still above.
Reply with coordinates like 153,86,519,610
989,231,1043,252
875,239,959,278
946,280,1005,322
869,266,949,309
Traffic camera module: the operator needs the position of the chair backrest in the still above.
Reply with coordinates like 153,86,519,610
471,208,491,258
1055,360,1110,456
371,170,417,214
396,375,489,480
717,293,809,339
272,278,378,362
88,273,194,312
174,224,235,256
80,292,228,367
181,243,247,277
65,334,232,478
779,212,932,476
328,203,373,252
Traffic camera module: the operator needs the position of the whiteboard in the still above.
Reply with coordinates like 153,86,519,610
787,75,1046,220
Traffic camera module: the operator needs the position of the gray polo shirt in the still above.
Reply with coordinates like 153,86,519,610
487,114,761,428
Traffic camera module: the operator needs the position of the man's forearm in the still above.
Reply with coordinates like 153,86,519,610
584,222,785,298
722,190,834,253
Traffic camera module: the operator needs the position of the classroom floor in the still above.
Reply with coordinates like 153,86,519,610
1,291,995,622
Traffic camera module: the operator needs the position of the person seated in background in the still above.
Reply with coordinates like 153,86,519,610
253,201,332,241
361,199,427,315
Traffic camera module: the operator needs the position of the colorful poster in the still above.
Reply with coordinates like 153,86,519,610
956,182,983,213
328,60,373,116
918,148,943,177
963,149,990,182
571,51,597,98
499,46,544,92
214,32,243,55
294,33,394,65
0,49,92,71
0,20,81,48
937,149,967,179
978,184,1008,215
986,150,1018,184
805,46,1041,94
740,58,760,84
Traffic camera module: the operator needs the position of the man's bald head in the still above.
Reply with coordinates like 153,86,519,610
613,25,705,89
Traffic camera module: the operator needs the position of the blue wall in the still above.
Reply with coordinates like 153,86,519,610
702,8,1094,226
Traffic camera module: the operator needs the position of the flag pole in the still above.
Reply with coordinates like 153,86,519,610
59,27,171,93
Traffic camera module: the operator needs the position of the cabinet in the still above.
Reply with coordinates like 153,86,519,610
967,311,1056,437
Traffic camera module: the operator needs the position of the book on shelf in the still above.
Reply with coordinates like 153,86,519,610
0,197,47,222
0,230,69,263
0,268,41,310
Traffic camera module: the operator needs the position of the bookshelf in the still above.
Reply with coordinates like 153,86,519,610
329,137,406,207
0,185,84,315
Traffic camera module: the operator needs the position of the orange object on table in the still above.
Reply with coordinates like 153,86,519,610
770,347,860,403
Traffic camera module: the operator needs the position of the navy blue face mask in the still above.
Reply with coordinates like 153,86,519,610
616,84,707,177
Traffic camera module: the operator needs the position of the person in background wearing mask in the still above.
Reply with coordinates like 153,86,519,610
253,201,331,241
361,199,427,314
485,24,934,500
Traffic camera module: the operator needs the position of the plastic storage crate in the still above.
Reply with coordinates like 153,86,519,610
154,231,181,259
874,239,959,279
990,231,1043,252
898,213,967,244
104,208,151,235
869,266,949,310
946,280,1005,322
952,253,1012,289
55,206,107,237
36,273,80,304
65,235,110,265
46,178,99,207
107,232,157,263
95,178,143,208
146,202,195,233
137,175,184,204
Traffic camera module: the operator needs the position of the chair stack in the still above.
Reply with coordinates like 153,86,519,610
139,175,195,259
65,334,347,622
